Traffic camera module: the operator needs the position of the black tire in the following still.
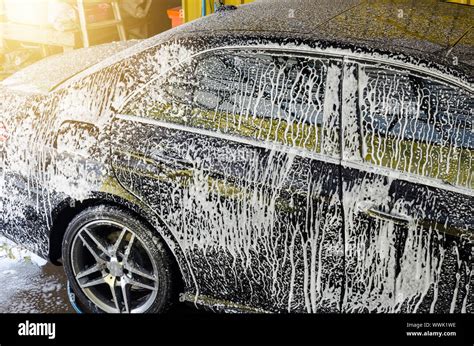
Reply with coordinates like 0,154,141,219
62,205,175,313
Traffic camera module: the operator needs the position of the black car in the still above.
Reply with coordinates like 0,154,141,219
0,0,472,313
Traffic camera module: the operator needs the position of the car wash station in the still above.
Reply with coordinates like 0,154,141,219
0,1,254,80
0,0,472,319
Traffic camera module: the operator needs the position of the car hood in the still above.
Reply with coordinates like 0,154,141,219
0,40,141,95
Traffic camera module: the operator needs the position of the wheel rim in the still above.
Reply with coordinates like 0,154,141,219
70,220,159,313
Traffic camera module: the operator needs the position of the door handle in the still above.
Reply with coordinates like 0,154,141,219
363,207,411,225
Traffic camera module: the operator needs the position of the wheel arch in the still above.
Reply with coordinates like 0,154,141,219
48,192,190,293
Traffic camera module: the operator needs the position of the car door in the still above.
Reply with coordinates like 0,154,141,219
111,46,345,312
341,61,473,312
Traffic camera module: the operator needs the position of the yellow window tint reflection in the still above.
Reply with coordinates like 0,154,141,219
126,50,342,156
360,66,473,189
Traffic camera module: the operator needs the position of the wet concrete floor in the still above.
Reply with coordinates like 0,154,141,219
0,235,196,314
0,236,73,313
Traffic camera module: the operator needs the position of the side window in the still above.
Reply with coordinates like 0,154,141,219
124,49,342,155
359,65,473,189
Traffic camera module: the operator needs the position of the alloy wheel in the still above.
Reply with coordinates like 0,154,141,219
70,220,159,313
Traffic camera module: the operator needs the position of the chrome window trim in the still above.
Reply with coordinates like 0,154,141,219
116,113,473,197
116,113,341,166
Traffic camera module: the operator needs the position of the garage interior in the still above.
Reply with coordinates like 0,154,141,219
0,0,254,80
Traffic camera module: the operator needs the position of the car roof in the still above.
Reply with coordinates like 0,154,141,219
177,0,473,79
